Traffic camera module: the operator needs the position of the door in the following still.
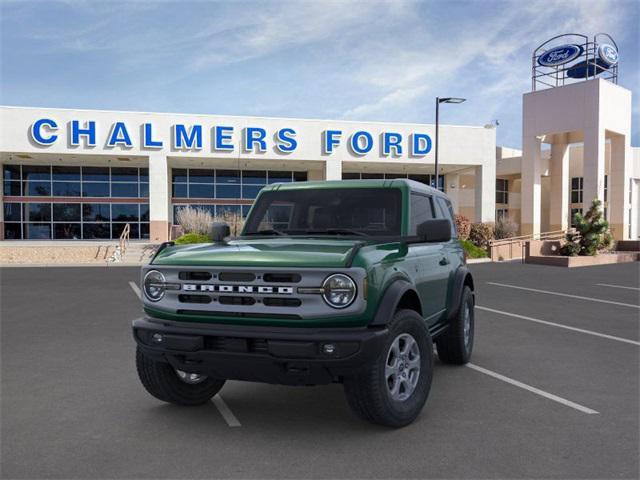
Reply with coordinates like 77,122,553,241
408,193,450,324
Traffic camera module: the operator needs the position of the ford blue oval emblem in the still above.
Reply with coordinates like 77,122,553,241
538,44,583,67
598,44,618,67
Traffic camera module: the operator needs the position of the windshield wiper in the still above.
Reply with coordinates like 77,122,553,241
303,228,370,237
244,229,287,236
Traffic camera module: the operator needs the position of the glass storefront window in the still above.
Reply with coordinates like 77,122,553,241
24,223,51,239
83,223,111,239
25,203,51,222
82,167,110,181
216,184,241,199
242,170,266,184
112,204,139,222
54,223,81,239
4,203,21,221
52,182,81,197
82,182,110,197
83,203,110,221
2,162,149,240
25,181,51,196
3,181,21,196
4,223,22,239
22,165,51,181
52,166,80,181
188,184,215,198
216,170,240,184
111,183,139,197
53,204,81,221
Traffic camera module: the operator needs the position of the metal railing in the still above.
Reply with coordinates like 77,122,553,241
119,223,131,257
489,229,574,262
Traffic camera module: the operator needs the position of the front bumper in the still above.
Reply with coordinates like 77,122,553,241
133,317,389,385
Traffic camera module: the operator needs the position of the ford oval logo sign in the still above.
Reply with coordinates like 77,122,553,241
538,44,583,67
598,44,618,67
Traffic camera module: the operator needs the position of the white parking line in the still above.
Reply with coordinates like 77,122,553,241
477,305,640,346
596,283,640,291
129,281,141,300
487,282,640,309
212,395,241,427
466,363,599,415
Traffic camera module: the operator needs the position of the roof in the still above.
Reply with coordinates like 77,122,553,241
261,178,446,197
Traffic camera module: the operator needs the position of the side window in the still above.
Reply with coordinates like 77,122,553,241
409,193,435,234
435,197,457,238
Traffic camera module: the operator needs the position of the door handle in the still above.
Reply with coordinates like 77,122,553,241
439,257,450,266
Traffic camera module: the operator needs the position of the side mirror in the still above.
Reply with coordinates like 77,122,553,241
209,222,231,244
417,219,452,243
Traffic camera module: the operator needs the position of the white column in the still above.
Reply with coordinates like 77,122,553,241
324,159,342,180
521,135,542,236
474,163,495,223
549,136,570,231
582,126,606,210
148,153,170,242
609,134,631,240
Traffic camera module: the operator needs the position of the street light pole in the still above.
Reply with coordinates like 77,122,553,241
434,96,466,191
435,97,440,191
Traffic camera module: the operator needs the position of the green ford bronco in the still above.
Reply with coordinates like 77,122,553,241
133,179,475,427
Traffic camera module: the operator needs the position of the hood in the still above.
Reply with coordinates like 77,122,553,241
152,238,363,268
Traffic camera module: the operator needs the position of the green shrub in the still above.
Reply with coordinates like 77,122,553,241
454,214,471,241
560,199,613,256
460,239,487,259
469,222,495,249
174,233,211,245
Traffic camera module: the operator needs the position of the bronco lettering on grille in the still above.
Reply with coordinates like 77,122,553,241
182,284,294,295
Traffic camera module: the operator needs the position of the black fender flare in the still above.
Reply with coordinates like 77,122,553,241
369,279,422,326
446,266,475,321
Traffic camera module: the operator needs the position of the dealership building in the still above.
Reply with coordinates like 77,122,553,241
0,34,638,243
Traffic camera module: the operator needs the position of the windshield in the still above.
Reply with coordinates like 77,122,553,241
243,188,402,237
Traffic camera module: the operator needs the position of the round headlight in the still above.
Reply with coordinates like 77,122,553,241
322,274,356,309
143,270,166,302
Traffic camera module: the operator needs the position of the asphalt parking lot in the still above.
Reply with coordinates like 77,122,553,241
1,262,638,479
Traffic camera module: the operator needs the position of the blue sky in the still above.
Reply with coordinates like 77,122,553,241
1,0,638,148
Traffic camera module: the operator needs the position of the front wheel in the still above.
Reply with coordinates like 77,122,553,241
136,348,225,406
436,286,474,364
343,309,433,428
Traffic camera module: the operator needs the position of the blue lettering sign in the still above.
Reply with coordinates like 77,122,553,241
30,118,58,145
350,131,373,155
143,123,163,148
244,127,267,152
323,130,342,154
107,122,133,147
383,132,403,156
275,128,297,153
411,133,432,156
173,124,203,150
598,44,618,66
214,126,234,151
71,120,96,147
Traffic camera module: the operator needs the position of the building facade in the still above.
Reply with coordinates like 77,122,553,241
0,106,497,242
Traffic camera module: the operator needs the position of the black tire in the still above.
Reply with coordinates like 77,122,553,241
436,286,474,365
343,309,433,428
136,347,225,406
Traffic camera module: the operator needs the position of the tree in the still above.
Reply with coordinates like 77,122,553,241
560,199,613,256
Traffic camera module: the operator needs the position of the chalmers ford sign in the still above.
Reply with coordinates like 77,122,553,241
29,118,434,157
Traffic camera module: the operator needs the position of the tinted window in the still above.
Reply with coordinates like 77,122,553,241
23,165,50,181
244,188,402,236
53,204,81,221
409,193,435,235
82,167,109,181
3,165,21,181
52,166,80,181
435,197,457,238
83,203,110,221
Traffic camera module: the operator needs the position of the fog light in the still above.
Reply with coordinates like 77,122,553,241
323,343,336,354
152,333,163,344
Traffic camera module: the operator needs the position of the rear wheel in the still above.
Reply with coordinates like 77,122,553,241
436,286,474,364
136,348,225,406
343,309,433,428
